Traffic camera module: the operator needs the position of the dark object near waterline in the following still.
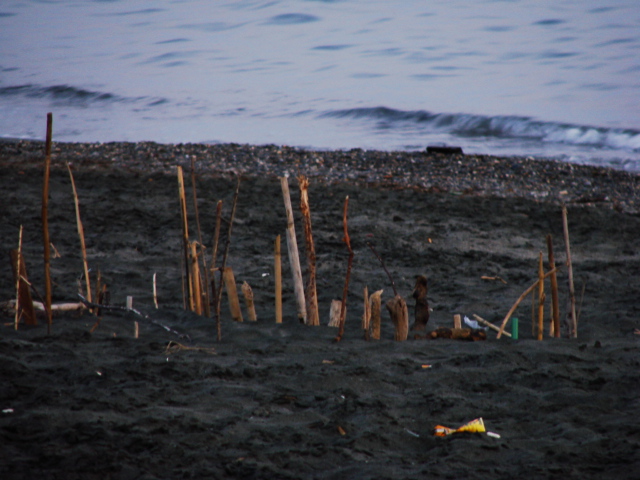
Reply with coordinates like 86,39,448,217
429,327,487,341
427,146,464,155
411,275,430,331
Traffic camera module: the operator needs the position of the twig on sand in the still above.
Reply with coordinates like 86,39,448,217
42,112,53,334
77,294,190,341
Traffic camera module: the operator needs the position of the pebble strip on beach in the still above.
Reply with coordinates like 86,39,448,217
2,140,638,213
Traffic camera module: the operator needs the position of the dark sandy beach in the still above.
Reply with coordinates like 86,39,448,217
1,140,639,479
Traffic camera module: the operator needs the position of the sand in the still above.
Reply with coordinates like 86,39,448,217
1,141,639,479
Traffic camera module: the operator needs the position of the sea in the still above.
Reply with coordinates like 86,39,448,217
1,0,640,171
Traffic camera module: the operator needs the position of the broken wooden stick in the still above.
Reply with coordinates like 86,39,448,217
190,156,211,317
369,290,383,340
280,176,307,323
496,267,559,339
298,175,319,326
215,175,241,340
223,267,243,322
177,166,193,312
42,112,53,333
362,286,370,340
386,294,408,341
242,281,257,322
562,205,577,338
335,196,354,342
67,162,93,311
328,299,342,327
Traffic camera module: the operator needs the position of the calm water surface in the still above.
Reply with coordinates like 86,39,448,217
1,0,639,170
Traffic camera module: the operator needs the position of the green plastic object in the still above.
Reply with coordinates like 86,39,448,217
512,317,519,340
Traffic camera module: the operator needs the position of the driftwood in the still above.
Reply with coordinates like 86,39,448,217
386,294,408,341
369,290,383,340
280,176,307,323
42,112,53,333
429,327,486,341
411,275,429,331
298,175,319,326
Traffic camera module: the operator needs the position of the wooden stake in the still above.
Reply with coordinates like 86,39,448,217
215,176,241,340
126,296,133,310
362,286,370,340
453,314,461,329
562,205,577,338
190,241,203,315
242,281,257,321
369,290,383,340
274,235,283,323
211,200,223,328
223,267,243,322
177,166,193,311
335,196,354,342
13,226,23,330
328,299,342,327
190,157,211,317
67,163,93,310
386,294,409,341
134,321,139,339
537,252,545,341
546,234,560,337
298,175,319,326
280,176,307,323
496,267,558,338
42,112,53,334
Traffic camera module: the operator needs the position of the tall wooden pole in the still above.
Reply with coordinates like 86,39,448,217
537,252,545,340
298,176,319,326
42,113,53,334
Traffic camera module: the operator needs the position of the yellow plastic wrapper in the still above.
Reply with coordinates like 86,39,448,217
433,417,486,437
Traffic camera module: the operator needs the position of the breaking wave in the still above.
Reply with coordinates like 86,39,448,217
323,107,640,153
0,84,166,107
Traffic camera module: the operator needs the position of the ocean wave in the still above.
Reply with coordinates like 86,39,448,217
0,84,166,108
323,107,640,152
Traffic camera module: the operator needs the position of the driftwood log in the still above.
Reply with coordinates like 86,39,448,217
429,327,487,341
